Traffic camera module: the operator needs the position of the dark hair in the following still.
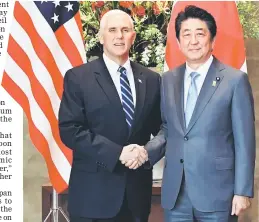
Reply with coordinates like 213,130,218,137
175,5,217,41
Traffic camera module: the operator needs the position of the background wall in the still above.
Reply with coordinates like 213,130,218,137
240,39,259,222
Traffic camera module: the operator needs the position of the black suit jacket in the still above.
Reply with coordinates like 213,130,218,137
58,58,161,218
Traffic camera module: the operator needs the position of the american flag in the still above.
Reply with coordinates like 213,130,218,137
2,1,86,193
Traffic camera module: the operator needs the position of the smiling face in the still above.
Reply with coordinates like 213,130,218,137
178,18,215,67
99,12,136,65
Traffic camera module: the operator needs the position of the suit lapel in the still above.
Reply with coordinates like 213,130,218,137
94,58,146,137
130,62,146,134
173,64,186,133
94,58,128,130
186,58,225,134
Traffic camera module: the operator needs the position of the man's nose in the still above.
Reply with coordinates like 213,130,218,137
116,30,123,38
190,34,198,44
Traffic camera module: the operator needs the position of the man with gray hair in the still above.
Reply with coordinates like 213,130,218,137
58,9,161,222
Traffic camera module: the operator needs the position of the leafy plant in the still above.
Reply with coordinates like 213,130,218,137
237,2,259,39
80,1,173,71
80,1,259,71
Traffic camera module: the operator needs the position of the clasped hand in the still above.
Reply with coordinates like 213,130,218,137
119,144,148,169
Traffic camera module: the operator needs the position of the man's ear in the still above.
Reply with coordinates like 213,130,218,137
132,31,136,45
177,39,181,49
99,32,104,45
211,37,216,51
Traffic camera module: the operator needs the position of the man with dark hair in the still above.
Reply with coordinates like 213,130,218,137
145,5,255,222
175,5,217,41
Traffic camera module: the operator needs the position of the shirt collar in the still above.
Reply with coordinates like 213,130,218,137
185,55,213,78
103,53,131,74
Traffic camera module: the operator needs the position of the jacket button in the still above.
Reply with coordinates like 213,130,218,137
180,159,184,163
184,136,188,141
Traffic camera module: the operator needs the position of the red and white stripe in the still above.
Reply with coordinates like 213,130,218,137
2,1,86,193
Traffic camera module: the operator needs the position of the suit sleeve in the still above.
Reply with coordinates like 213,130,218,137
232,73,256,197
58,69,122,173
145,75,167,166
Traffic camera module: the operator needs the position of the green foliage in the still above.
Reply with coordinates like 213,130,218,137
80,1,259,70
237,2,259,39
80,1,173,71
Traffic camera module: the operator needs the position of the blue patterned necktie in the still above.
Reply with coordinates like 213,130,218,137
118,66,135,129
185,72,200,127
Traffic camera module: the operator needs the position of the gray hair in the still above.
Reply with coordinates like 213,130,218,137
99,9,134,36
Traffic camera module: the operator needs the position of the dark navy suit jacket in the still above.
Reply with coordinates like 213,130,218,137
58,57,161,218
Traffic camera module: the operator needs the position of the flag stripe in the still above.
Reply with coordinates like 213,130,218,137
7,37,72,162
2,73,69,193
9,22,60,117
56,26,83,67
14,3,64,98
74,12,85,45
64,15,86,64
3,1,86,192
5,55,71,184
20,2,73,76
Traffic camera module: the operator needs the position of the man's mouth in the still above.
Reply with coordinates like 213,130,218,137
114,43,125,46
189,48,200,51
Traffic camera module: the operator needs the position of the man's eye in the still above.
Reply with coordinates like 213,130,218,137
197,33,204,36
109,29,116,32
123,29,129,32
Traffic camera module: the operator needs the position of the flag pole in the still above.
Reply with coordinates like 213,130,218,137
43,188,70,222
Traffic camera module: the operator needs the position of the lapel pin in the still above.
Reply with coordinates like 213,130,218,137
212,80,216,87
216,77,220,81
138,79,142,83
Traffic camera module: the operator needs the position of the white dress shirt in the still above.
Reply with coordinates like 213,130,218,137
184,55,214,111
103,53,136,107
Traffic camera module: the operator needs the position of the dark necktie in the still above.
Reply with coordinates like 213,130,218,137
118,66,135,129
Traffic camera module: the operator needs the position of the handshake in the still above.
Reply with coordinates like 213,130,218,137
119,144,148,170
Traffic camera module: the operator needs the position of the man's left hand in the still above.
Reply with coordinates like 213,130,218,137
231,195,251,216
